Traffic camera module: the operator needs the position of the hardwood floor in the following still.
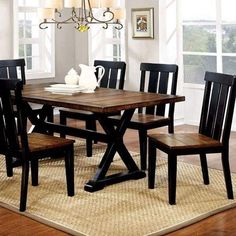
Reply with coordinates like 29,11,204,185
1,121,236,235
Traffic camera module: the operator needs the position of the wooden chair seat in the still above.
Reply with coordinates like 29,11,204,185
148,133,222,152
25,133,74,152
110,113,170,129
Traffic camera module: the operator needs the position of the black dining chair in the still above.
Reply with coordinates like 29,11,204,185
0,59,27,176
110,63,178,170
148,71,236,205
59,60,126,157
0,78,75,212
0,59,54,176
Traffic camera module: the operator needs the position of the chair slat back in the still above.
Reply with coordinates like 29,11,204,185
0,79,26,157
0,59,26,84
199,71,236,144
94,60,126,89
138,63,178,116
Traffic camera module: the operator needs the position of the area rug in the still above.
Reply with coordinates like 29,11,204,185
0,140,236,236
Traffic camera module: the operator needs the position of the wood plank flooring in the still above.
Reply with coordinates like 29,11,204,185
1,122,236,235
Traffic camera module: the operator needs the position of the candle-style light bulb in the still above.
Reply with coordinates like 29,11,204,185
38,8,55,19
100,0,117,8
44,0,63,10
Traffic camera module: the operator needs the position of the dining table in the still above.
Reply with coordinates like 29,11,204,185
21,83,185,192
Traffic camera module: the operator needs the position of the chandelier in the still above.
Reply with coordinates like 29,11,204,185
38,0,125,32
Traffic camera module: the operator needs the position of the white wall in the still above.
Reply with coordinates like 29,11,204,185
75,32,89,70
54,9,89,83
0,0,13,59
159,0,184,124
124,0,159,92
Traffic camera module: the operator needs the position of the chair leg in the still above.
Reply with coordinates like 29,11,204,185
148,139,157,189
60,112,67,138
200,153,209,185
221,149,234,199
85,119,97,157
47,107,54,123
168,120,174,133
139,129,148,170
90,119,98,144
20,161,30,212
65,146,74,197
5,155,13,177
168,154,177,205
31,159,39,186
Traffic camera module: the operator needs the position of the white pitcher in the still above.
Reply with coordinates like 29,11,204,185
78,64,105,93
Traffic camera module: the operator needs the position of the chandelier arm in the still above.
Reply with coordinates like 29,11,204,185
39,17,78,29
104,22,123,30
86,8,114,24
71,7,78,21
102,23,108,29
39,22,49,29
84,21,107,28
55,9,62,17
52,17,75,24
83,6,91,22
115,24,123,30
110,21,123,30
75,22,81,30
85,0,93,22
103,8,114,21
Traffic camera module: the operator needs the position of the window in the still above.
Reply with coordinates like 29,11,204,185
89,24,125,63
182,0,236,84
88,1,126,64
14,0,55,79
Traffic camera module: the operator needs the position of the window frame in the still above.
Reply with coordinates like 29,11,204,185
13,0,55,80
181,0,236,85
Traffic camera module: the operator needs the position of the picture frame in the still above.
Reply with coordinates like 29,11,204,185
131,8,154,39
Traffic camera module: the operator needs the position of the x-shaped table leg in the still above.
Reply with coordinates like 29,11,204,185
84,109,146,192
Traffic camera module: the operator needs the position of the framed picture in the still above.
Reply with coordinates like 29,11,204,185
131,8,154,39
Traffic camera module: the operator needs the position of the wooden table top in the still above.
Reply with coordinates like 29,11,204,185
22,83,185,113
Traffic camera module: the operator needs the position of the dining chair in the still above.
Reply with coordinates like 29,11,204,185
59,60,126,157
148,71,236,205
0,59,54,176
0,78,75,212
110,63,178,170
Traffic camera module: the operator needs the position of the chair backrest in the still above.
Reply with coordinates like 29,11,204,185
199,71,236,145
139,63,178,117
0,79,27,158
0,59,26,84
94,60,126,89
